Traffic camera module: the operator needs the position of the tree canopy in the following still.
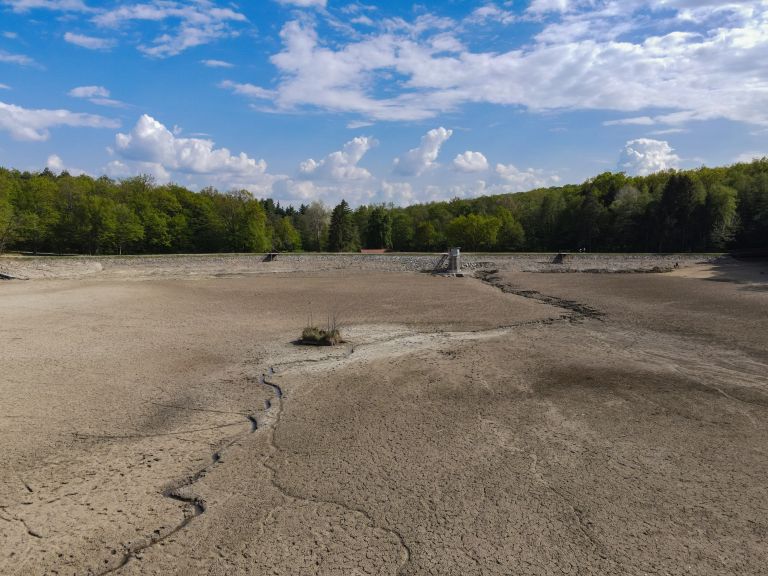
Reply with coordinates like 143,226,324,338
1,158,766,255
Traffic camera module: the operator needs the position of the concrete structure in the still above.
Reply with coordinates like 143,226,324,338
448,247,462,274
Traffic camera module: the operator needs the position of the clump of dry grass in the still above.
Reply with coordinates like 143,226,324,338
300,313,343,346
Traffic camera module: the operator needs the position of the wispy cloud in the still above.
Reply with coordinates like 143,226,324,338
649,128,687,136
603,117,656,127
68,85,109,98
6,0,249,57
466,4,516,25
274,0,327,7
0,49,35,66
93,1,248,58
64,31,116,50
223,4,768,127
68,85,128,108
347,120,373,129
2,0,91,12
201,59,234,68
0,100,119,141
219,80,275,100
88,98,128,108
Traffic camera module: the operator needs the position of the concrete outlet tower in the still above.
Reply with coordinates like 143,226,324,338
448,247,461,274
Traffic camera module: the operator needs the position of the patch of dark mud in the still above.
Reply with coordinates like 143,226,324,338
538,366,718,397
0,272,26,280
537,365,768,410
291,338,346,347
742,285,768,292
212,272,250,279
476,269,604,320
537,266,673,274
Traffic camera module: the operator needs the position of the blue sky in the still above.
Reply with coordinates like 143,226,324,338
1,0,767,207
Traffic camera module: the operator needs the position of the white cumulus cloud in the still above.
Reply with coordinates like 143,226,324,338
495,163,560,191
379,181,415,206
115,114,268,178
46,154,65,171
393,127,452,176
619,138,681,176
299,136,375,181
271,179,323,204
733,151,768,164
46,154,87,176
0,100,119,141
104,159,132,179
453,151,489,172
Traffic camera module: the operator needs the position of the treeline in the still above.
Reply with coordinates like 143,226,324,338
1,160,766,256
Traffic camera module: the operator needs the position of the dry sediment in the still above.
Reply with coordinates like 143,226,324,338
1,256,766,575
1,270,546,574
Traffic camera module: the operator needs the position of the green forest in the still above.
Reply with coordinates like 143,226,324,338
1,159,766,256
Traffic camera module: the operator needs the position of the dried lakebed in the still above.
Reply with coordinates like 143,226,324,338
1,259,766,575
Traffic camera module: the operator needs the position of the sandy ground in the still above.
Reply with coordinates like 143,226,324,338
1,256,766,575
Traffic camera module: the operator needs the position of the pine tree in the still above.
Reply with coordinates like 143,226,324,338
328,199,358,252
366,206,392,249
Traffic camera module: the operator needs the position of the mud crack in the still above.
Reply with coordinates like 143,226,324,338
529,453,659,575
93,406,261,574
93,350,353,575
260,366,413,575
0,508,44,539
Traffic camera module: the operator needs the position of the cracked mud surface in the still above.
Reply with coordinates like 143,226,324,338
2,261,767,575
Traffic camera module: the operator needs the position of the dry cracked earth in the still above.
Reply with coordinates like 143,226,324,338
1,257,766,575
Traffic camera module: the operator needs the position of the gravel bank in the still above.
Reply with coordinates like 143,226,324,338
0,252,720,280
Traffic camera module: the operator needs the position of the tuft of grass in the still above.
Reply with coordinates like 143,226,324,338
300,313,343,346
300,326,342,346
